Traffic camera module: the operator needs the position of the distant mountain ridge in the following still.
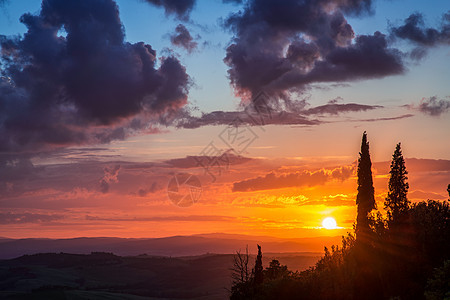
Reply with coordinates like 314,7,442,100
0,233,341,259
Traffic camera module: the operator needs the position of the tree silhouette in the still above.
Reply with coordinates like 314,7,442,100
384,143,410,223
425,259,450,300
264,259,289,280
355,132,376,241
253,244,263,286
231,245,250,286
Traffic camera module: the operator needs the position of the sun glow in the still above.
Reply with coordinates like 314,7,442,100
322,217,337,229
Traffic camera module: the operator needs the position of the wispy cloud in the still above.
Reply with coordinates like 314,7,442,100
177,109,321,128
164,154,252,168
303,102,383,115
406,96,450,116
0,212,63,224
85,214,236,222
349,114,414,122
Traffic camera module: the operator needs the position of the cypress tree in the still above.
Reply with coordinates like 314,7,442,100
253,244,263,286
384,143,409,222
355,132,376,241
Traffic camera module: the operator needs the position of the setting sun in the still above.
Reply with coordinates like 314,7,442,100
322,217,338,229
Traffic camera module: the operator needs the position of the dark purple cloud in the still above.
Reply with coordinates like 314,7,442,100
303,102,383,115
0,0,190,155
415,96,450,116
390,12,450,46
170,24,198,53
143,0,196,21
223,0,403,102
390,12,450,59
233,165,354,192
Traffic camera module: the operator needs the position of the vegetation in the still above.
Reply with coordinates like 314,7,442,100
385,142,410,224
355,131,376,243
230,133,450,300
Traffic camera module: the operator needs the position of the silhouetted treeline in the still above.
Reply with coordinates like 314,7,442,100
230,133,450,300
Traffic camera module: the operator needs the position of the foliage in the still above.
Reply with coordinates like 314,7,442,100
410,200,450,266
385,143,410,223
264,260,289,281
231,245,250,286
355,132,376,241
425,260,450,300
253,245,264,286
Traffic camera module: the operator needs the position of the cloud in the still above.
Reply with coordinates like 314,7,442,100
389,12,450,59
373,158,450,175
411,96,450,116
232,192,356,209
143,0,196,21
0,158,37,181
303,102,383,115
137,181,164,197
99,165,121,194
409,190,447,200
390,12,450,47
170,24,198,53
0,160,166,203
164,153,252,168
0,0,190,154
348,114,414,123
0,212,63,224
178,95,388,127
85,215,236,222
178,109,321,128
223,0,403,102
232,165,354,192
300,198,354,207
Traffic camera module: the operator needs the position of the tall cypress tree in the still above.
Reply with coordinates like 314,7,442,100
384,143,409,222
253,244,263,286
355,132,376,241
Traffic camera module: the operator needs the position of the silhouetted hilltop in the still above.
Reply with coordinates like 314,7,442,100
0,234,340,259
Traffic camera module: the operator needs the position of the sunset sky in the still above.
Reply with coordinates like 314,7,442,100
0,0,449,239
